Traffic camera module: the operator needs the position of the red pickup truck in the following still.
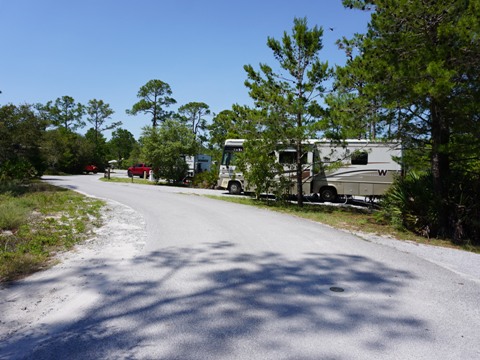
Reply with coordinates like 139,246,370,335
127,163,151,178
84,164,98,174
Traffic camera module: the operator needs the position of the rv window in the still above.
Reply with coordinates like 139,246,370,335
279,151,296,164
351,151,368,165
279,151,308,164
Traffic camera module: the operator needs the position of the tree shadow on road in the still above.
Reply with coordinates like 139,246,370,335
0,241,430,360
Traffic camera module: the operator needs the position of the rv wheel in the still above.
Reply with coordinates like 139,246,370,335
228,182,242,195
320,187,337,202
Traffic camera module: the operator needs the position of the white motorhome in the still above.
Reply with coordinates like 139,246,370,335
183,154,212,178
217,139,402,201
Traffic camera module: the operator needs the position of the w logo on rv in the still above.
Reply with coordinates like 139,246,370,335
378,169,388,176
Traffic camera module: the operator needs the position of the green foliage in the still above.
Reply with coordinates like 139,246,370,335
42,128,94,174
86,99,121,164
178,102,210,144
122,142,142,169
0,160,38,183
141,120,197,183
192,169,218,189
127,79,176,127
0,197,29,230
107,128,137,166
85,128,108,168
380,171,480,246
0,104,47,180
38,95,85,131
379,172,436,234
208,105,251,150
207,105,253,169
238,138,286,200
86,99,117,132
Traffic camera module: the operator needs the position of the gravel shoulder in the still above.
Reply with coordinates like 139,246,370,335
0,199,146,355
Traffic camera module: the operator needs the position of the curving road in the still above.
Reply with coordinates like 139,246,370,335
1,174,479,359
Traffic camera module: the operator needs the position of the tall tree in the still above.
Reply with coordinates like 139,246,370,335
86,99,121,142
340,0,480,239
86,99,121,163
244,17,330,206
178,102,210,144
85,128,108,166
39,96,85,131
208,105,250,151
127,79,176,127
108,128,137,164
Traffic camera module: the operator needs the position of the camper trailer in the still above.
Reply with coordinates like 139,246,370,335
217,139,402,201
183,154,212,179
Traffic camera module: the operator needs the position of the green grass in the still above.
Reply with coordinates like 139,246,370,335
205,195,480,253
100,176,156,185
0,181,104,282
100,176,190,188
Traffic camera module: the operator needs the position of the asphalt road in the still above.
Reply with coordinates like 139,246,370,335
1,174,479,359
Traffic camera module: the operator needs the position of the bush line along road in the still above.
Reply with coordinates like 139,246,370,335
1,174,479,359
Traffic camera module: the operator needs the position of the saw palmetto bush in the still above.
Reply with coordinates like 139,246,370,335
380,171,480,246
380,172,437,237
447,173,480,246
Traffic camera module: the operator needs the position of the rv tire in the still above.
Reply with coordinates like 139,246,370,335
320,187,337,202
228,182,242,195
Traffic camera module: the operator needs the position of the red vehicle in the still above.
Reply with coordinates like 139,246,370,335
84,164,98,174
127,163,151,178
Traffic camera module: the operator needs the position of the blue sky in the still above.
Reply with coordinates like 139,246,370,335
0,0,371,140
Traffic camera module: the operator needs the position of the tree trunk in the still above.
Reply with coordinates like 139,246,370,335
296,140,303,207
152,94,158,128
430,100,450,237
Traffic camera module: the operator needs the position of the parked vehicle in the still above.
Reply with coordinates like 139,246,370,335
84,164,98,174
127,163,151,178
217,139,402,201
183,154,212,179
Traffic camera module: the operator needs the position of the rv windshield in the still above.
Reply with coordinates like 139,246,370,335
221,146,243,166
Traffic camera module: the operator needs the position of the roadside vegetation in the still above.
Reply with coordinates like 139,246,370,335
100,176,155,185
0,181,104,283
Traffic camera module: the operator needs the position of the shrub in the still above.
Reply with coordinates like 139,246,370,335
0,199,29,230
0,160,38,183
380,171,437,236
380,171,480,246
192,170,218,189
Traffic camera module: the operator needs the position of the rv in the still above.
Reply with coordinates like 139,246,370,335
217,139,402,201
183,154,212,178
